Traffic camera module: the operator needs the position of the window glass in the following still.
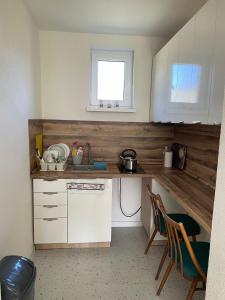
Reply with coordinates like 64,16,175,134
97,61,125,101
90,49,134,110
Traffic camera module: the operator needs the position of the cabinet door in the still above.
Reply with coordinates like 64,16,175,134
166,20,196,123
68,188,112,243
209,0,225,124
141,178,152,236
150,0,217,124
150,47,168,122
193,0,217,123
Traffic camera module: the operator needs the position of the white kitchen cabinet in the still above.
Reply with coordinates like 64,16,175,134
150,46,168,122
209,0,225,124
33,178,112,246
151,0,223,124
68,179,112,244
33,179,68,245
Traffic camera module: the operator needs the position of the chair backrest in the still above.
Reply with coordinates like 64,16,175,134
157,200,207,281
146,184,167,235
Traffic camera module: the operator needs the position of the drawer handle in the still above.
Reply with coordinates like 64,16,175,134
43,179,58,182
43,192,58,195
43,218,58,221
43,205,58,208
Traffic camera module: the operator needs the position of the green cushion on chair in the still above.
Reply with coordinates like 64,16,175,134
159,214,201,236
180,242,210,278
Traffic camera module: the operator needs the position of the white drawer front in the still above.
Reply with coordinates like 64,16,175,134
33,192,67,206
34,205,67,218
33,179,67,192
34,218,67,244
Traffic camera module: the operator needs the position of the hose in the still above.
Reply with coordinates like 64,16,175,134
119,178,141,218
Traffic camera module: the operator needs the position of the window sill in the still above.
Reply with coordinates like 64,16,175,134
86,106,136,113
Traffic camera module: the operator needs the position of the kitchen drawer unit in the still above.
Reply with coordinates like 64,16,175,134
33,192,67,206
34,218,67,244
33,179,67,193
34,205,67,219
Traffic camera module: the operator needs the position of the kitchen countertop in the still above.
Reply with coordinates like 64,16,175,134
31,163,215,233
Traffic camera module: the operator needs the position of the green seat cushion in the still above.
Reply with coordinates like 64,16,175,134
180,241,210,278
159,213,201,236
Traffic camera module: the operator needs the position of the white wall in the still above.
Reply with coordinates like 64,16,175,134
112,178,142,227
0,0,41,258
40,31,166,122
206,89,225,300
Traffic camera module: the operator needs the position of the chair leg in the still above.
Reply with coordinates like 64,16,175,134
192,235,197,242
156,260,174,296
186,279,198,300
202,280,206,290
155,244,168,280
144,228,157,255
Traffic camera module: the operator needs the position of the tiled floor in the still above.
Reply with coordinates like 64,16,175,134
34,227,205,300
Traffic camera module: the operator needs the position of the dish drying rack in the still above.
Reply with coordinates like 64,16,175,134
40,159,67,172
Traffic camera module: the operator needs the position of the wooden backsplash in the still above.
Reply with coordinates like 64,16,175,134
174,124,221,187
42,120,174,164
28,120,221,188
28,120,43,171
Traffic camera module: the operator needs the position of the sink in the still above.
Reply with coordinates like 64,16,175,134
70,162,108,172
73,165,96,171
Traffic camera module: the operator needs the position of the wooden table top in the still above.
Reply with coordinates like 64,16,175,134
31,163,215,233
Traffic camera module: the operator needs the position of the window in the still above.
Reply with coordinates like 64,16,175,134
89,49,134,112
170,64,201,103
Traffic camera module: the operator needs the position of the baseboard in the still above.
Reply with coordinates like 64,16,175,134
151,240,167,246
112,221,143,227
35,242,111,250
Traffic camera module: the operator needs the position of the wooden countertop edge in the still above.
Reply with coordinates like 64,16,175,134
31,164,214,233
154,175,212,233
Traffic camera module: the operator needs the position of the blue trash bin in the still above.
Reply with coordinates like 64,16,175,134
0,256,36,300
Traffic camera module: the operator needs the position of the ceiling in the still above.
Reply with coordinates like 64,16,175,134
24,0,208,37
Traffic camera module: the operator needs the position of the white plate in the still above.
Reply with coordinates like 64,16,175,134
58,143,70,158
48,144,66,159
43,150,60,162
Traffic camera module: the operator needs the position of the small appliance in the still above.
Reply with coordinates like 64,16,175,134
120,148,138,172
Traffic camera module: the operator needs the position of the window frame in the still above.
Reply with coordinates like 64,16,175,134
89,49,134,112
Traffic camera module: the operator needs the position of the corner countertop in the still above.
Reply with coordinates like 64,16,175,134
31,163,215,233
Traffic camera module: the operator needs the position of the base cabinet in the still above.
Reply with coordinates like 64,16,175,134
33,179,112,248
141,178,152,237
33,179,68,245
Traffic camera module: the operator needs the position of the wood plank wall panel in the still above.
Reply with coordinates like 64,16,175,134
174,124,221,188
42,120,174,164
28,120,43,171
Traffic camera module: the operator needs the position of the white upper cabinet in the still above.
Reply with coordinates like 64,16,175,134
209,0,225,124
151,0,223,124
150,46,168,121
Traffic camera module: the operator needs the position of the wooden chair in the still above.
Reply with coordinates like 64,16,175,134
156,202,210,300
144,184,200,281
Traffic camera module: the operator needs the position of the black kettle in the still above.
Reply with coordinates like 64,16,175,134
120,149,137,172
